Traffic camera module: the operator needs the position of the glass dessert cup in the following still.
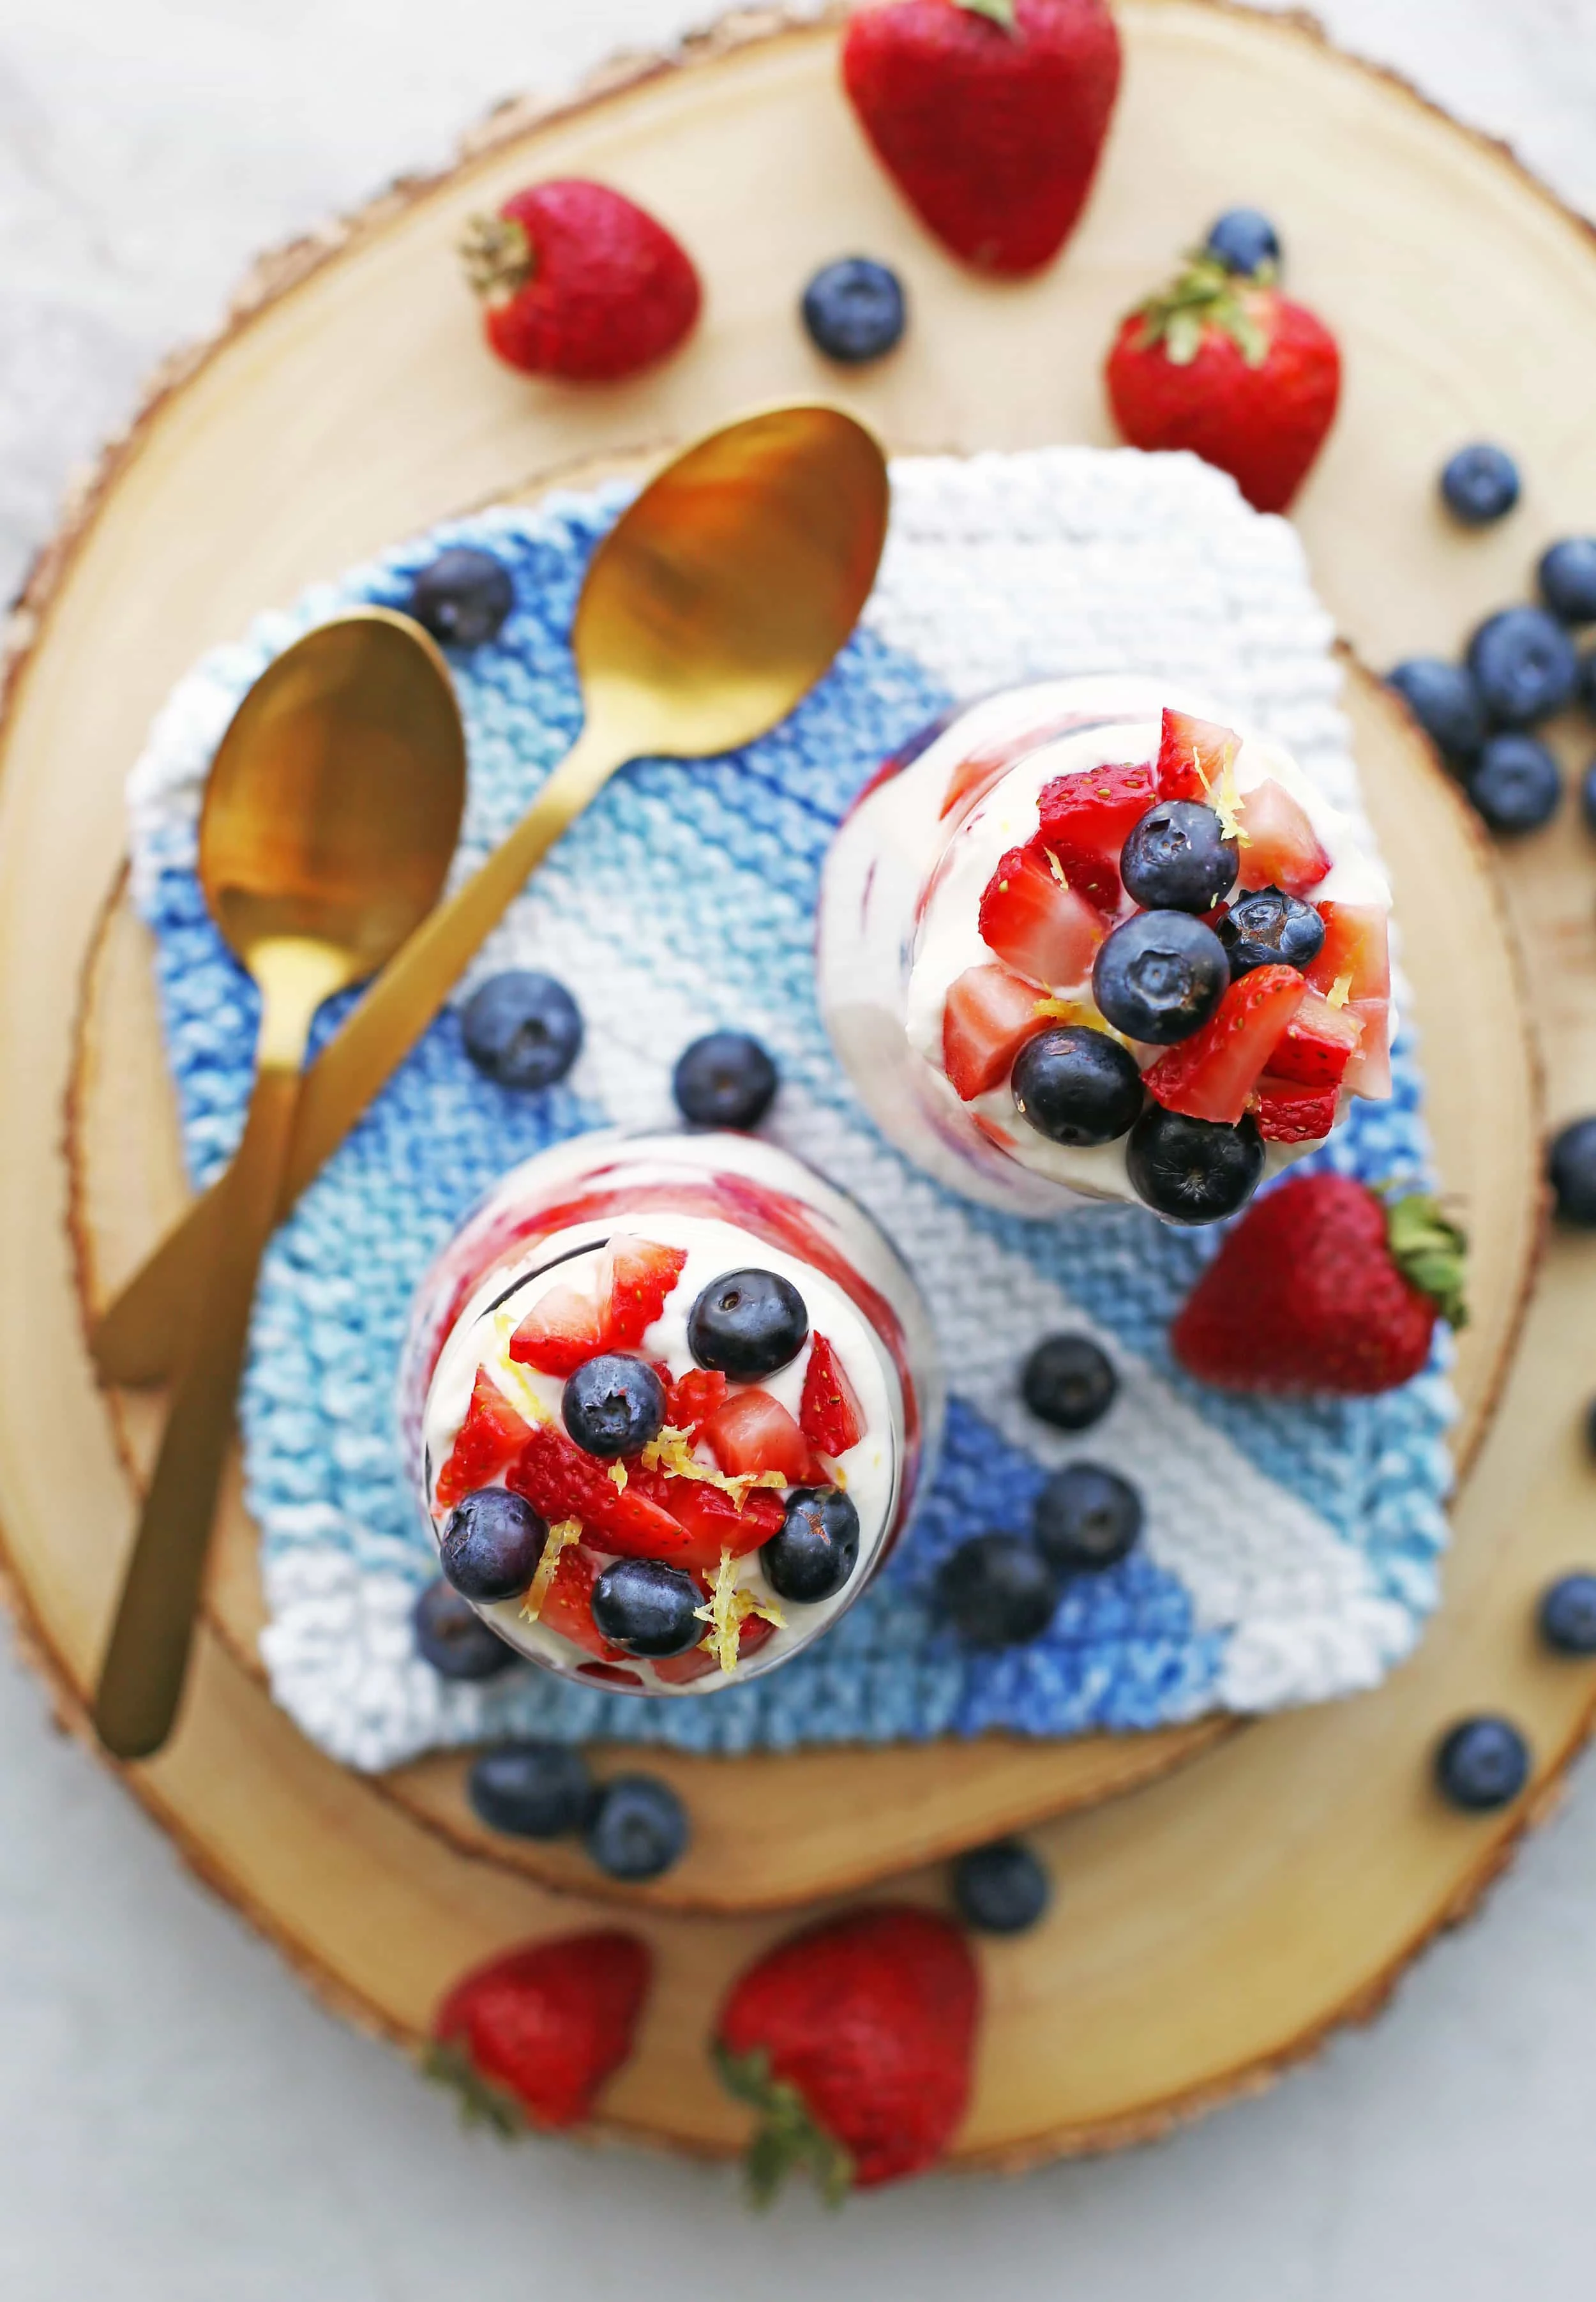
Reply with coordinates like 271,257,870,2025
818,676,1395,1225
400,1131,942,1696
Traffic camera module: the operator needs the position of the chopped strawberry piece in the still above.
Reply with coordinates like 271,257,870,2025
1268,988,1362,1088
1344,999,1393,1100
1252,1076,1339,1143
652,1609,778,1686
703,1390,819,1485
1157,708,1240,803
599,1235,689,1350
1036,760,1157,914
663,1367,728,1437
435,1367,534,1511
1306,902,1391,1003
507,1423,695,1561
1235,777,1332,897
509,1280,605,1378
799,1335,866,1457
656,1478,783,1570
977,844,1104,988
1143,964,1307,1125
942,964,1044,1101
536,1541,624,1661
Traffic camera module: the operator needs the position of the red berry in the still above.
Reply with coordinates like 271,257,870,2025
652,1609,778,1686
462,179,701,382
656,1478,784,1571
1142,964,1306,1126
702,1390,819,1485
507,1423,694,1561
599,1235,689,1350
715,1905,980,2198
799,1335,866,1457
841,0,1121,276
1171,1173,1468,1395
1233,777,1331,897
430,1932,651,2130
1251,1075,1339,1144
534,1539,623,1660
1307,902,1391,1003
977,842,1104,987
1035,759,1159,916
662,1367,728,1437
508,1281,604,1378
1157,708,1240,803
1268,987,1362,1089
942,962,1045,1100
435,1367,534,1511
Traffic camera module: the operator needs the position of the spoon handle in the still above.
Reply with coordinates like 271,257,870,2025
90,721,626,1389
93,967,327,1757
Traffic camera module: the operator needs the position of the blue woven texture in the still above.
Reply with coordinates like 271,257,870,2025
130,487,1454,1766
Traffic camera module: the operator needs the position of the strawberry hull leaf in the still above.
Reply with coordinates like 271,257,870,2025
713,2043,855,2208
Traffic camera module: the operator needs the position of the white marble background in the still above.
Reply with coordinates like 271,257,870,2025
4,3,1596,2295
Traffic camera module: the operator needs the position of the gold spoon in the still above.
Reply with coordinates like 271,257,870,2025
91,402,891,1389
93,611,467,1759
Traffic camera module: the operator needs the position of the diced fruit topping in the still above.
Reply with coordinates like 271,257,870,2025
1268,987,1362,1088
1119,800,1238,914
799,1335,866,1457
693,1546,787,1677
1306,902,1391,1003
1233,777,1331,896
1125,1104,1265,1225
1252,1076,1339,1143
1012,1026,1145,1144
1033,1462,1143,1571
672,1032,780,1130
462,971,584,1091
1343,999,1393,1099
1141,963,1306,1126
530,1538,621,1659
702,1389,819,1485
584,1775,690,1880
942,962,1046,1100
509,1280,605,1377
591,1557,704,1657
662,1367,728,1437
1217,884,1325,978
1156,708,1240,803
1036,759,1158,912
687,1268,810,1381
436,1368,534,1510
652,1608,778,1686
1092,910,1230,1044
658,1478,784,1570
599,1235,689,1349
977,844,1103,988
508,1423,696,1561
761,1487,862,1605
562,1354,667,1458
428,1931,651,2133
439,1488,550,1604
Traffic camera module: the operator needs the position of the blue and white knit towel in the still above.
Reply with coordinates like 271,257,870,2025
126,446,1454,1773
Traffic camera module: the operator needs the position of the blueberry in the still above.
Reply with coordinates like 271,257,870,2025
672,1031,779,1130
1466,606,1578,727
1580,647,1596,722
1126,1105,1265,1226
1549,1116,1596,1226
1587,1397,1596,1458
1539,1573,1596,1657
801,256,907,364
591,1558,703,1657
585,1775,689,1881
1464,734,1562,835
412,1577,519,1679
1021,1334,1118,1432
467,1741,594,1838
1581,757,1596,833
1216,886,1327,980
1033,1463,1143,1572
1120,801,1238,914
1538,537,1596,624
687,1268,808,1380
1204,208,1281,276
461,971,583,1091
952,1839,1051,1935
1440,443,1521,527
1011,1027,1145,1147
1092,911,1229,1045
1434,1716,1530,1812
937,1534,1058,1649
439,1488,548,1603
562,1353,666,1458
409,546,515,647
762,1487,861,1604
1386,658,1487,768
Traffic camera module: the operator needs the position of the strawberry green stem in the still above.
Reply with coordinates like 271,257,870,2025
459,213,534,301
957,0,1020,30
714,2043,854,2207
1385,1193,1469,1329
1133,250,1273,368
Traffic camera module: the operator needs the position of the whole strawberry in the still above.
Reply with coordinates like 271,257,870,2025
426,1931,651,2132
842,0,1121,275
1171,1174,1468,1395
1105,249,1341,511
460,180,700,382
714,1904,979,2199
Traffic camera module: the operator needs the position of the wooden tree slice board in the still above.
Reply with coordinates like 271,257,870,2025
1,0,1593,2165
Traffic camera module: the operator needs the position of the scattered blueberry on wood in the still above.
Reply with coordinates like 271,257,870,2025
1021,1334,1118,1433
672,1031,779,1129
1464,734,1562,835
467,1741,594,1838
1385,658,1487,769
409,546,516,647
1539,1574,1596,1658
461,971,583,1090
801,256,907,364
1538,537,1596,625
1580,758,1596,835
1203,207,1281,277
951,1838,1051,1935
1549,1116,1596,1227
1466,606,1578,728
412,1577,520,1679
1434,1716,1531,1812
585,1775,690,1881
1440,443,1521,527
